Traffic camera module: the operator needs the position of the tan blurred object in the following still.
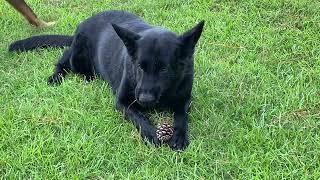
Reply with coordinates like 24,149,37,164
6,0,55,27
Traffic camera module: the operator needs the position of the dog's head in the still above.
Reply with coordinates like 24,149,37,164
112,21,204,107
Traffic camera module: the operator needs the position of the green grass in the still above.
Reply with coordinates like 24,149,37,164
1,0,320,178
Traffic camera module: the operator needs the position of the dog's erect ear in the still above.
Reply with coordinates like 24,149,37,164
179,21,205,57
112,24,141,58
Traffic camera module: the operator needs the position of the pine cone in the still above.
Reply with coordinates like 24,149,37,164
156,122,174,142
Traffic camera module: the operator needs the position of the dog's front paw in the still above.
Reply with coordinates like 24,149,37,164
169,130,189,151
140,127,160,147
47,74,63,86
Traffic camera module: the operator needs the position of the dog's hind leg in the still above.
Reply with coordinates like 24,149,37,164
70,33,95,82
47,48,72,85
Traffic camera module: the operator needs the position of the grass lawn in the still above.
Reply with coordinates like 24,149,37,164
1,0,320,178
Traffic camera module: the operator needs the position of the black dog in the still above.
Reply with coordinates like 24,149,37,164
9,10,204,151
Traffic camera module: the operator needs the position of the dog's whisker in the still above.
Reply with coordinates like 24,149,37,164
127,99,137,112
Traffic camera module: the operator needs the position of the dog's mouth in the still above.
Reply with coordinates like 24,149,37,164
137,101,156,108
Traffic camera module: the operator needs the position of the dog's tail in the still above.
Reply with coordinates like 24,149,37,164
9,35,74,52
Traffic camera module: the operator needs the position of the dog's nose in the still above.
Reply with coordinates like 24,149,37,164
138,93,155,106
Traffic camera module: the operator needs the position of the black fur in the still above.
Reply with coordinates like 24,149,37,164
9,10,204,151
9,35,73,52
